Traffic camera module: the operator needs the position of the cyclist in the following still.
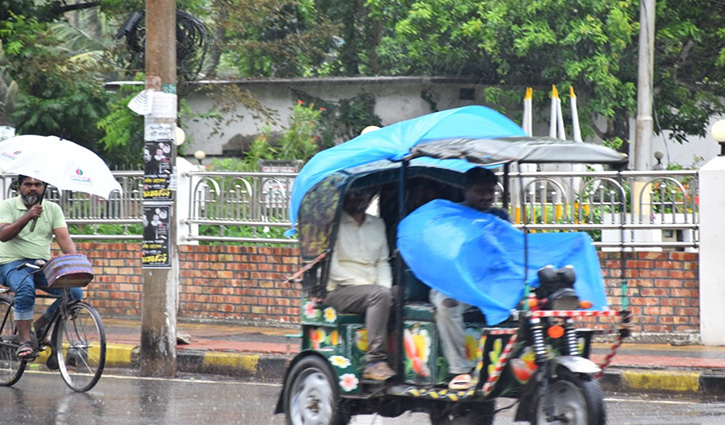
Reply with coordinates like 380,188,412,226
0,176,81,360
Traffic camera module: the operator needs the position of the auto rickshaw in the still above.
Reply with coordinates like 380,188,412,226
275,106,631,425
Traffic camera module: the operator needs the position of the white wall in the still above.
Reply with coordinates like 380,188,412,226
651,117,723,168
180,79,722,169
182,79,490,158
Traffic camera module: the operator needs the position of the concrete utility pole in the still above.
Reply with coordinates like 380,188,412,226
631,0,656,219
633,0,656,171
141,0,178,377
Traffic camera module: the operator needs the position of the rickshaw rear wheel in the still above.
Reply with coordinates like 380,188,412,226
533,369,605,425
429,400,495,425
284,355,349,425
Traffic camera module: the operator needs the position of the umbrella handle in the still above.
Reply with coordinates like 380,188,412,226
29,218,38,232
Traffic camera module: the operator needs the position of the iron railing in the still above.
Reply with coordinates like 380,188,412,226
0,169,699,250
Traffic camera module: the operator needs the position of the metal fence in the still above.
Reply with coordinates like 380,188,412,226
0,169,699,250
508,169,698,250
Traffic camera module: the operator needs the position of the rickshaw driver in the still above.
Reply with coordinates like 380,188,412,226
0,176,81,360
429,167,510,390
324,187,396,381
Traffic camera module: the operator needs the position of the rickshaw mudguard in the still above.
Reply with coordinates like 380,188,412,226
274,348,361,415
550,355,601,375
512,355,601,422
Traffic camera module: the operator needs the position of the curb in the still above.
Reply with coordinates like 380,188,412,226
110,344,290,381
177,350,289,381
102,344,725,396
600,368,725,397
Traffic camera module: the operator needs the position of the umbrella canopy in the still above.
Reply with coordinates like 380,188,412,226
0,135,122,199
288,105,526,232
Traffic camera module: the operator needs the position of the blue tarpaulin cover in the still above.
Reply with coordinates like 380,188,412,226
397,199,609,325
287,106,526,234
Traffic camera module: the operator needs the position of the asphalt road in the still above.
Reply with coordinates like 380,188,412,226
0,370,723,424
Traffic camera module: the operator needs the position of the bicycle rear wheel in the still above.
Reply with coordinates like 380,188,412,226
53,302,106,392
0,296,25,386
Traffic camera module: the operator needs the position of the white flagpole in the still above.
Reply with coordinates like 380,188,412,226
549,85,558,138
524,87,533,136
570,86,583,142
556,87,566,140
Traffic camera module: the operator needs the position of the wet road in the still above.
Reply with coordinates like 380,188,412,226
0,370,724,424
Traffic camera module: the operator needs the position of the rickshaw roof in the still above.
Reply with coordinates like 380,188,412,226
288,105,628,234
411,136,628,165
288,105,527,232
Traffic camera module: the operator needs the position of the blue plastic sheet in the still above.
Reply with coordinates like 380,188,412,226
286,106,526,235
397,200,609,325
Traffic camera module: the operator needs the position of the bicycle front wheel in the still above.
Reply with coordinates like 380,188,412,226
53,302,106,392
0,296,25,386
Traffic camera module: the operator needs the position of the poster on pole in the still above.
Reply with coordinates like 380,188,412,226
142,203,172,268
143,141,174,200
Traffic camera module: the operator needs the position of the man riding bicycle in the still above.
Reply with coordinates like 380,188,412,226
0,175,81,360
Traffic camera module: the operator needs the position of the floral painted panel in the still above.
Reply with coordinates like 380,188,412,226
403,321,437,385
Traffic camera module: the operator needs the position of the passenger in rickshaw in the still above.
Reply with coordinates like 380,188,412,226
324,187,396,381
429,167,509,390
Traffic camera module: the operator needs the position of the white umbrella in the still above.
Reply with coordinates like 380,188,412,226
0,135,122,199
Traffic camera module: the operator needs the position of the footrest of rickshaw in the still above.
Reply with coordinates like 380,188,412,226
361,379,389,389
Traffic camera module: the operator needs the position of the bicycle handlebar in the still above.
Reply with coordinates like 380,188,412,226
16,259,46,271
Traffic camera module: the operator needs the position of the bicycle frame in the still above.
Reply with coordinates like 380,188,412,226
0,259,106,393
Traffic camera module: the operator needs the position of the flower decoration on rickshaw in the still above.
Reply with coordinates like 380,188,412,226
323,307,337,323
303,300,320,319
487,338,503,378
354,329,368,352
329,355,351,368
308,328,339,349
464,328,481,361
510,346,538,384
339,373,359,392
403,327,432,377
309,328,326,349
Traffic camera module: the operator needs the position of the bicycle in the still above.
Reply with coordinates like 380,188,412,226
0,255,106,392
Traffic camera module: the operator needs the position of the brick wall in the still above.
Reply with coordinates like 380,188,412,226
55,243,699,334
599,251,699,334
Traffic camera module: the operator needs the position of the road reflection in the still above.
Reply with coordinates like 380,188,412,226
0,371,723,424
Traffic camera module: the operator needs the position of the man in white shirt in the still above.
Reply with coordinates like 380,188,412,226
325,187,395,381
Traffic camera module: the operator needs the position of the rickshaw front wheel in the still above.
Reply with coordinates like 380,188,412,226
429,400,495,425
533,369,605,425
284,355,348,425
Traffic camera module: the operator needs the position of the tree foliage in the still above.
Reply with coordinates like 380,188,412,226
366,0,724,148
0,12,110,150
1,0,723,163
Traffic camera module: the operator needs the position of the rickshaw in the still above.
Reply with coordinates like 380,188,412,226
275,106,631,424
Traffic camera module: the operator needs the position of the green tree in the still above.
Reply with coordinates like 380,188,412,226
197,0,337,78
368,0,725,150
0,12,110,150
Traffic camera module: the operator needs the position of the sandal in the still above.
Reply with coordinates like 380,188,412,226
16,340,37,360
448,373,473,390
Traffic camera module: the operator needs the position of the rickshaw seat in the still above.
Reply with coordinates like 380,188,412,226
402,269,435,321
402,269,430,303
402,268,487,324
403,302,435,321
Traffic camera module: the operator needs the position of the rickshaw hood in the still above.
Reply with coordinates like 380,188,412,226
288,105,526,233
